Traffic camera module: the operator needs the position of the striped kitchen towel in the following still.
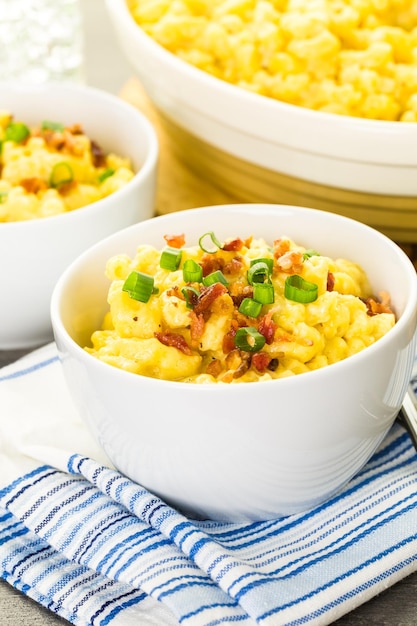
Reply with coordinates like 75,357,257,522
1,343,417,626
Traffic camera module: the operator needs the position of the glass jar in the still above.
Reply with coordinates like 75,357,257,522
0,0,85,83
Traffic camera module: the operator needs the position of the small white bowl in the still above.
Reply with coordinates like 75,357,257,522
0,82,158,349
51,204,417,522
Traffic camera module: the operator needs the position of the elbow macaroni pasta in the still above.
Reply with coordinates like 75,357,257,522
0,112,135,222
86,232,396,383
128,0,417,121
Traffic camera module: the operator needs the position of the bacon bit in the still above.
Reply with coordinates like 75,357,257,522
154,331,193,355
66,123,83,135
229,282,253,307
233,355,251,379
222,321,238,354
200,254,224,277
258,311,277,344
90,139,106,167
42,129,66,151
20,177,48,194
273,238,291,258
252,352,272,373
57,180,77,195
222,238,244,252
327,271,335,292
194,282,228,315
275,250,304,273
364,291,394,317
225,348,242,370
166,285,182,299
223,256,245,275
189,311,205,344
206,358,223,377
164,233,185,249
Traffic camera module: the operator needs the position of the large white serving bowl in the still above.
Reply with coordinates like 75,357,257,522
0,82,158,349
105,0,417,242
51,204,417,522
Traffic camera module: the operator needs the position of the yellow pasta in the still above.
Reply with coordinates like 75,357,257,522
0,113,135,222
128,0,417,121
86,232,396,383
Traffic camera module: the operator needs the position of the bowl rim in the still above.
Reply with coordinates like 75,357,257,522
51,203,417,391
0,81,159,230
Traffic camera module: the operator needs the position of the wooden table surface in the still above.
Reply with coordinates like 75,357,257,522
1,79,417,624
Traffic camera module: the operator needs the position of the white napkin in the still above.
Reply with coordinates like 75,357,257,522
1,343,417,626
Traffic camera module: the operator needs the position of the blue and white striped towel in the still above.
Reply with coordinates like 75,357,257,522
1,343,417,626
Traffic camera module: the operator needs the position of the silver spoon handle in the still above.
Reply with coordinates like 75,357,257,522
399,387,417,451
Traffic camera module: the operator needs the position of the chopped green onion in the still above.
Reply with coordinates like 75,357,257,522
199,231,221,254
122,271,156,303
253,282,275,304
234,327,266,352
181,285,200,308
160,246,182,271
202,270,228,287
238,298,262,318
5,122,30,143
247,261,271,285
183,259,203,283
284,275,318,303
0,191,8,204
303,249,320,261
50,161,74,188
98,167,115,182
250,257,273,272
41,120,65,132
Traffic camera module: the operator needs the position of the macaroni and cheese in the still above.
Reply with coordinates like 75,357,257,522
0,112,135,221
128,0,417,121
86,231,395,383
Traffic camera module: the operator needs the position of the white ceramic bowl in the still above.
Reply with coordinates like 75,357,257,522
0,82,158,349
51,204,417,522
105,0,417,197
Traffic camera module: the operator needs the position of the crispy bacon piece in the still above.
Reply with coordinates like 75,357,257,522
223,256,245,275
222,320,238,354
20,177,48,194
189,311,205,344
200,254,224,277
154,331,192,355
233,356,251,379
258,311,277,344
273,238,291,258
252,352,272,373
364,291,394,317
273,238,304,273
225,348,242,370
194,282,228,315
66,123,83,135
56,180,77,195
275,250,303,273
222,238,244,251
90,139,106,167
229,282,253,307
206,358,223,377
224,349,250,379
327,271,335,292
164,233,185,248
